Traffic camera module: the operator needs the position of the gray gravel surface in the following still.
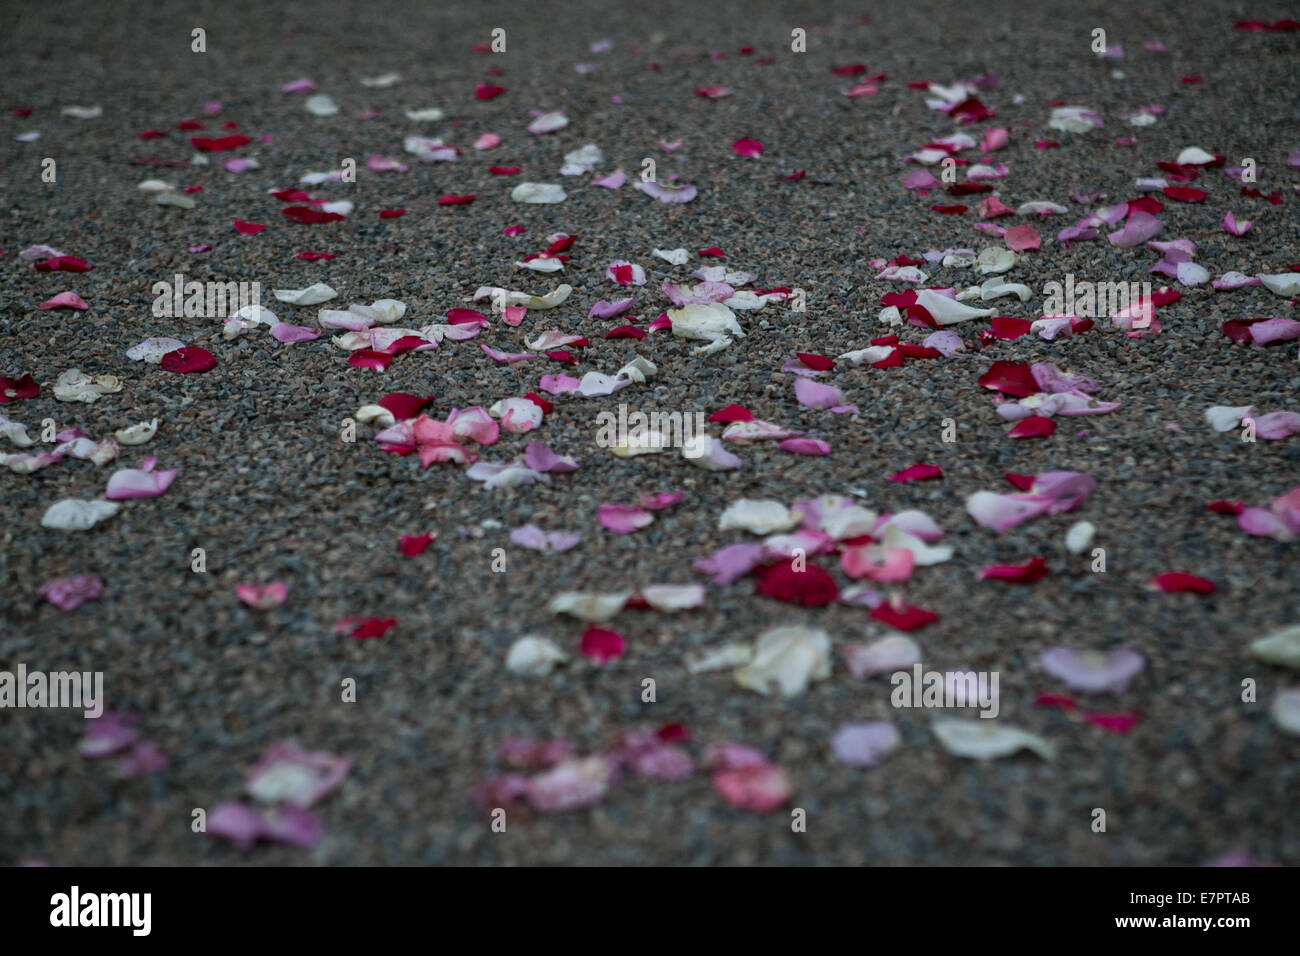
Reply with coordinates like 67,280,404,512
1,0,1298,865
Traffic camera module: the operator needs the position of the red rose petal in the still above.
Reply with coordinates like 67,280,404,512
872,347,905,369
378,393,434,420
399,533,433,556
1035,693,1078,711
978,360,1040,397
190,134,251,152
282,206,345,224
754,562,839,606
1084,711,1140,734
709,404,753,423
1008,416,1056,438
34,256,93,272
234,220,266,235
447,308,488,325
605,325,646,339
870,600,939,631
475,83,506,100
795,352,834,371
989,316,1033,340
379,208,405,219
348,349,395,370
580,627,626,665
1162,186,1207,203
0,373,40,403
981,556,1049,583
1150,572,1215,594
888,463,942,483
350,617,396,640
438,194,476,205
159,347,216,373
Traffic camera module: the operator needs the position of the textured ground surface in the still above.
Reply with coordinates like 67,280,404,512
1,0,1298,866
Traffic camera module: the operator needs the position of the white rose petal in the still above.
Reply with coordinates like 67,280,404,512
114,420,158,446
41,498,120,531
274,283,338,306
1065,521,1096,554
1271,689,1300,736
719,499,801,535
1205,405,1253,433
511,182,567,203
1260,273,1300,297
1249,625,1300,670
548,591,632,623
1176,146,1216,165
975,247,1017,275
932,718,1054,759
652,247,690,265
53,369,122,403
639,584,706,612
305,94,339,116
734,626,832,698
506,636,569,676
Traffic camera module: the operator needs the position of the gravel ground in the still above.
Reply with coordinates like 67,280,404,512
1,0,1298,866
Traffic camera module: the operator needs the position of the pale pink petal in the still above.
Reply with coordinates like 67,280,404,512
105,465,178,499
598,503,653,534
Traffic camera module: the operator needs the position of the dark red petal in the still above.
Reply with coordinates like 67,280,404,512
1008,416,1057,438
888,463,942,483
350,617,397,640
282,206,345,223
348,349,394,370
160,347,217,373
978,360,1040,397
872,347,905,369
981,556,1049,583
378,393,434,420
399,533,433,556
870,600,939,631
0,373,40,403
989,316,1033,340
709,404,753,423
189,134,251,151
605,325,647,339
1150,572,1215,594
525,393,554,413
754,562,839,606
795,352,834,371
580,628,626,664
